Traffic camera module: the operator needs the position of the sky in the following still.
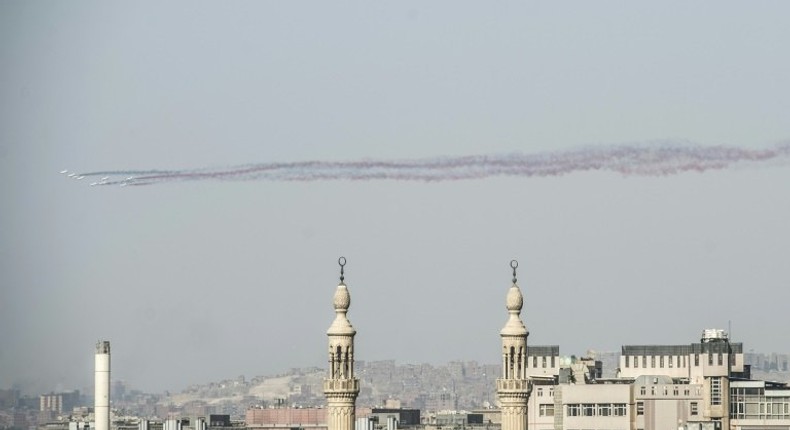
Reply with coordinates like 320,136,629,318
1,1,789,395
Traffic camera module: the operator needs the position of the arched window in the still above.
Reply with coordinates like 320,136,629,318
329,344,336,378
344,348,350,378
517,347,523,379
336,346,343,378
510,346,515,379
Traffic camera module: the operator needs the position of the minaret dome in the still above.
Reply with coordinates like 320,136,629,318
506,284,523,312
333,284,351,311
501,260,528,337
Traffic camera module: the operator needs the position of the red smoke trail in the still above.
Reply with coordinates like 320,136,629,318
76,140,790,186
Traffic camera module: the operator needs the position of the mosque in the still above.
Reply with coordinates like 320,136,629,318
323,258,530,430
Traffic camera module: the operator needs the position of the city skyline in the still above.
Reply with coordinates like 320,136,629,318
5,336,789,397
2,1,789,395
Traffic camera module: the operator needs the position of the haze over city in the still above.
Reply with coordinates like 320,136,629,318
1,1,789,395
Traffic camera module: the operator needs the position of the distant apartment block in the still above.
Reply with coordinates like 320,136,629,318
40,391,80,414
245,407,327,428
744,352,790,372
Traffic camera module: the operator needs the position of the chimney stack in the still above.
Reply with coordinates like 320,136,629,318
95,341,110,430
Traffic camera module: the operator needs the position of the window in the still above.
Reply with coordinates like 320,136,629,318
597,404,612,416
635,356,639,368
663,386,668,396
539,404,554,417
732,400,745,418
582,404,595,416
711,377,722,405
640,386,646,395
625,356,630,368
567,404,580,417
542,356,547,368
642,356,647,367
718,352,723,366
637,402,644,415
708,351,713,365
695,354,699,366
690,402,698,416
551,356,555,368
533,356,537,368
684,388,690,396
549,387,554,397
651,386,656,395
669,356,674,368
651,356,656,368
673,386,679,396
613,404,627,416
537,387,543,397
660,356,664,368
732,354,736,366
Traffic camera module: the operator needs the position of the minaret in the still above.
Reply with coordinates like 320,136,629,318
497,261,532,430
323,257,359,430
95,341,110,430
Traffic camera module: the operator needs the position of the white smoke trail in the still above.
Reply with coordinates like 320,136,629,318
70,140,790,187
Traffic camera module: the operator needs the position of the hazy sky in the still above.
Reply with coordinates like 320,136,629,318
1,1,789,395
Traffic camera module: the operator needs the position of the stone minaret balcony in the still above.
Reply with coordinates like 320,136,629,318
323,378,360,394
496,378,532,395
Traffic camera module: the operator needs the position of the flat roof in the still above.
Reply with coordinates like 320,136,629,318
622,342,743,355
527,345,559,356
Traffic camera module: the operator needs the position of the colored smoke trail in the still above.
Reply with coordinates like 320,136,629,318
67,140,790,187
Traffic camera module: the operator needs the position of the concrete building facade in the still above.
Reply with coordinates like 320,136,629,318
520,330,789,430
729,380,790,428
39,392,80,414
619,330,746,430
245,408,327,427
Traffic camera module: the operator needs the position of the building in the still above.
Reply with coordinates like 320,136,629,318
730,380,790,426
0,389,20,409
245,407,327,428
39,392,80,414
519,331,789,430
525,347,560,379
618,330,746,430
323,258,360,430
367,409,420,427
496,261,531,430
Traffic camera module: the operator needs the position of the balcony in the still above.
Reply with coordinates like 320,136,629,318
323,378,360,393
496,379,532,393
